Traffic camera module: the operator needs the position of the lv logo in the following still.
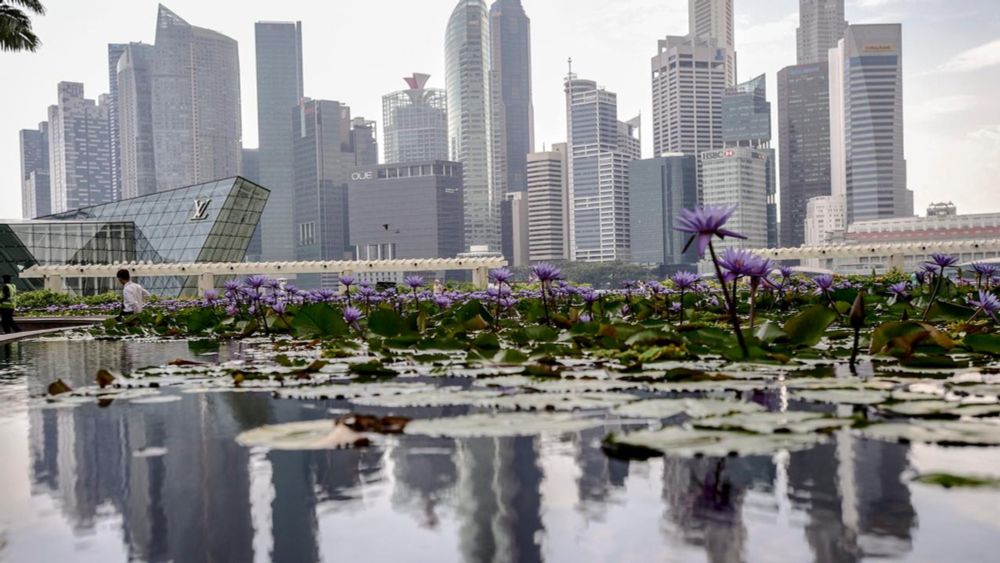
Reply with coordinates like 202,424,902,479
191,198,211,221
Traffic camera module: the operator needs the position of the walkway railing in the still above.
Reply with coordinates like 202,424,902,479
20,257,509,294
748,239,1000,270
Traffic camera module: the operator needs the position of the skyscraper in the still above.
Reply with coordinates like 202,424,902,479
19,123,50,218
628,155,698,267
350,118,379,167
107,43,128,201
500,191,529,266
151,5,242,193
565,75,638,262
688,0,736,83
651,35,732,193
489,0,533,195
382,74,448,164
445,0,501,252
702,75,776,249
526,143,569,262
254,20,303,262
47,82,114,213
778,62,831,247
797,0,847,65
293,99,355,288
830,24,911,223
117,43,157,199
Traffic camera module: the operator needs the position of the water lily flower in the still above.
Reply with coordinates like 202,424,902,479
671,271,700,290
244,275,267,289
928,253,958,269
271,301,287,315
969,290,1000,321
489,268,514,285
674,206,747,258
813,274,834,295
889,282,909,299
531,263,562,283
339,274,355,287
718,248,758,278
404,275,425,289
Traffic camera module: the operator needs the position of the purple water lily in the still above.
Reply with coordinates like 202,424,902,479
343,306,363,324
244,275,267,289
404,275,425,289
969,290,1000,322
813,274,834,295
675,206,748,258
489,268,514,285
671,271,700,290
928,254,958,269
339,274,355,288
531,263,563,283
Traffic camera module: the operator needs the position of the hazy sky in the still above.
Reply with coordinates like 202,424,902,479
2,0,999,220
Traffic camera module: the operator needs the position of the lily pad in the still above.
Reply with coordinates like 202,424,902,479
526,379,647,393
350,388,501,408
878,400,1000,418
791,389,890,406
478,392,637,412
612,398,765,419
913,472,1000,488
274,382,435,401
693,411,852,434
604,426,824,459
404,412,605,438
858,420,1000,446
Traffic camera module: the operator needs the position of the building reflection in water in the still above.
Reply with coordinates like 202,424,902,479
574,427,629,517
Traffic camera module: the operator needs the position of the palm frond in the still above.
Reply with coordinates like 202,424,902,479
1,0,44,16
0,5,40,52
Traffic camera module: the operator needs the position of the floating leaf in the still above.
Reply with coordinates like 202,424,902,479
878,400,1000,418
405,412,605,438
275,383,435,401
526,379,647,394
964,333,1000,356
350,388,500,408
292,303,348,339
612,398,765,419
604,426,824,459
96,368,117,389
925,301,976,323
47,379,72,396
858,420,1000,445
237,420,370,450
791,389,890,406
368,309,406,337
783,305,837,346
693,411,851,434
913,473,1000,488
479,392,637,412
870,321,954,356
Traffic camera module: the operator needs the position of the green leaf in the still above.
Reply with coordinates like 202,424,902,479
368,309,405,337
783,305,837,346
754,321,788,344
925,301,976,322
964,333,1000,356
472,332,500,350
870,321,954,355
291,303,347,338
913,473,1000,489
523,325,558,342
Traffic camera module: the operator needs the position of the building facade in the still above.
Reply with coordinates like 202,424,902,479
500,191,529,267
804,194,846,246
446,0,501,253
47,82,114,214
152,5,242,194
651,35,732,194
292,99,356,288
107,43,128,201
565,76,637,263
778,62,832,247
830,24,912,223
722,74,770,147
628,155,698,268
350,118,379,167
797,0,847,65
117,42,157,200
254,20,303,262
1,177,268,296
490,0,534,196
347,161,465,266
688,0,735,82
701,147,775,250
19,123,50,219
526,143,569,262
382,74,448,164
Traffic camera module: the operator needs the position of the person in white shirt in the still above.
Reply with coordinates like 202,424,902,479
117,269,151,318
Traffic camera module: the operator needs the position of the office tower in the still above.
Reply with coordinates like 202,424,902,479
382,74,448,164
293,99,355,288
19,123,50,218
107,43,127,201
778,62,831,247
565,75,638,262
500,192,529,266
651,35,732,194
490,0,533,195
797,0,847,65
47,82,114,213
241,148,262,261
687,0,736,85
152,5,242,193
254,20,303,262
830,24,911,223
350,118,379,166
526,143,569,262
117,43,157,199
628,155,698,267
349,161,465,267
701,75,776,249
446,0,501,252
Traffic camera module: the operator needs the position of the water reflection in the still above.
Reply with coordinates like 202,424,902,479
2,340,998,562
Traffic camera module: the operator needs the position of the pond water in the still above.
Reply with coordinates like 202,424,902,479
0,339,999,562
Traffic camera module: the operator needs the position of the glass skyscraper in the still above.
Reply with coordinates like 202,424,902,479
117,43,157,200
47,82,114,214
722,74,770,147
489,0,533,195
151,5,242,194
628,155,698,268
446,0,501,252
18,122,50,219
254,21,303,262
382,74,449,164
797,0,847,65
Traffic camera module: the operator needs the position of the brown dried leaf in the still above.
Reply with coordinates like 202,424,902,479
47,379,72,396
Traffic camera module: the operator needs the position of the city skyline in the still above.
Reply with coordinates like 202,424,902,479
2,0,999,221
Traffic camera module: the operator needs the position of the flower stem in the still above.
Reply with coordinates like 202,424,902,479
922,267,946,321
709,242,749,359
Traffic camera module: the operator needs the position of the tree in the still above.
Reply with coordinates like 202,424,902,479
0,0,45,52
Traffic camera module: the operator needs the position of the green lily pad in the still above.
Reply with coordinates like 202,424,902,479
350,389,501,408
791,389,890,405
479,392,637,412
964,333,1000,356
693,411,852,434
858,420,1000,445
404,412,605,438
274,383,436,401
604,426,824,459
913,473,1000,488
784,305,838,346
878,400,1000,418
526,379,648,393
612,398,765,419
